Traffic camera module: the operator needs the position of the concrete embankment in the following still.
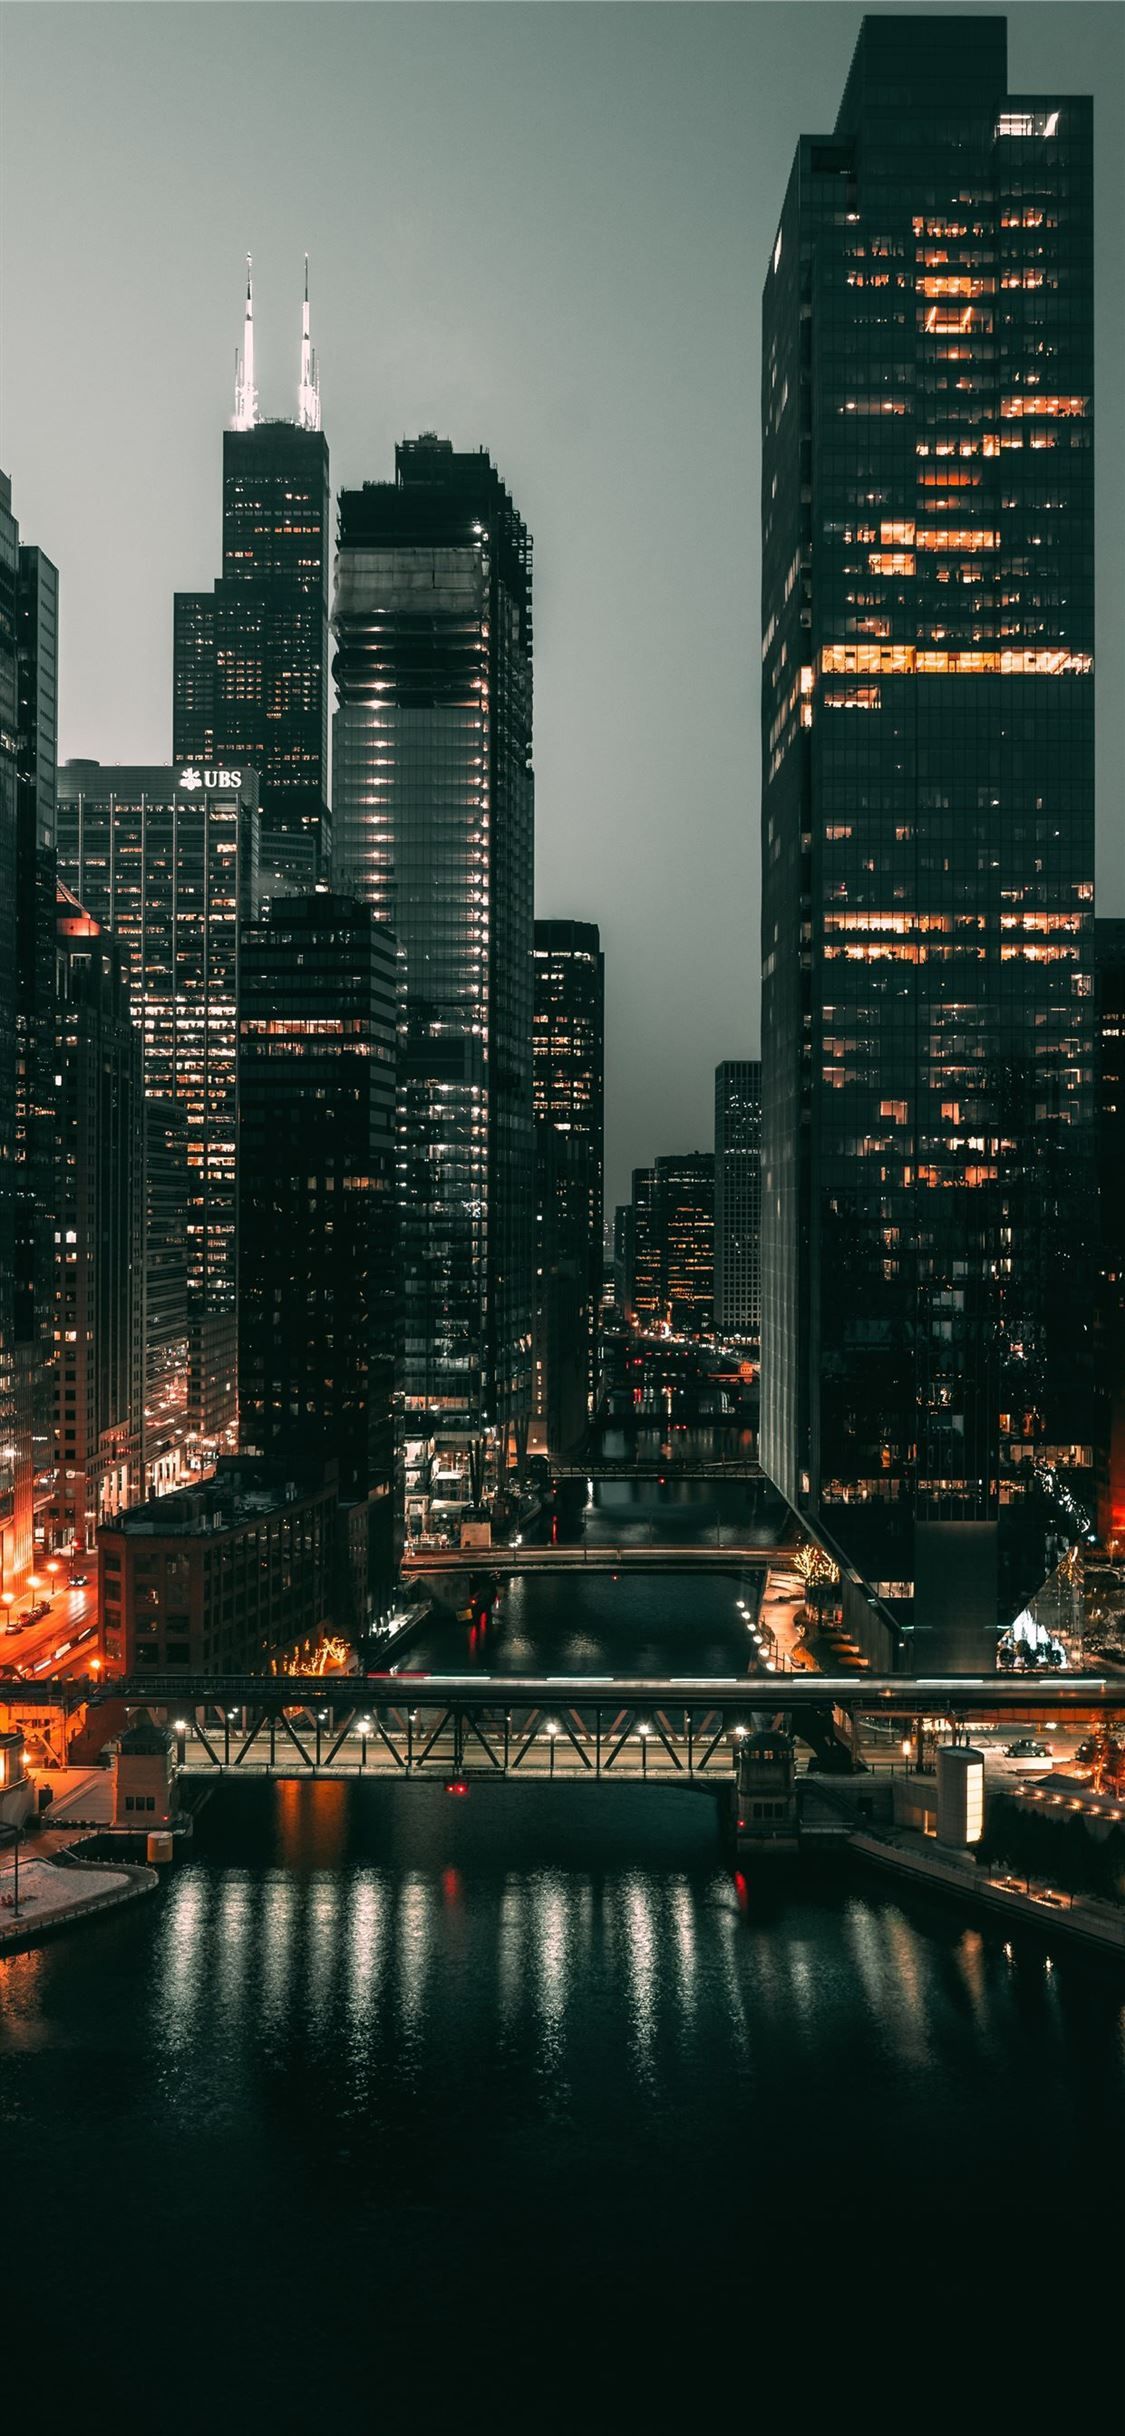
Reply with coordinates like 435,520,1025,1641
850,1830,1125,1959
0,1854,157,1956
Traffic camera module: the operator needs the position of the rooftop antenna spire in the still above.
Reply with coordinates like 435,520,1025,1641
298,252,321,431
233,253,258,430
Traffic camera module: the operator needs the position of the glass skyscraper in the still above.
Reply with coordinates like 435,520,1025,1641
57,762,260,1444
333,438,534,1532
760,15,1095,1667
714,1061,762,1341
532,920,604,1453
0,471,59,1589
239,895,401,1626
174,283,330,900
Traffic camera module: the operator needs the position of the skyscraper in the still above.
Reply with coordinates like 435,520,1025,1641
532,920,604,1454
57,761,260,1444
1095,919,1125,1548
654,1153,715,1336
0,471,59,1591
760,15,1096,1667
714,1061,762,1341
51,891,144,1550
142,1097,191,1500
174,262,331,898
333,437,534,1533
630,1167,661,1329
238,895,401,1628
0,473,19,1586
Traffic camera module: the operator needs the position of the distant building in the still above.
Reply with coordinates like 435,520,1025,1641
532,921,604,1454
630,1168,661,1328
99,1459,336,1677
239,894,401,1631
333,436,534,1530
56,760,260,1447
760,15,1096,1665
714,1061,762,1341
655,1153,715,1335
1096,918,1125,1547
142,1099,191,1500
51,891,144,1551
613,1203,635,1324
173,262,330,897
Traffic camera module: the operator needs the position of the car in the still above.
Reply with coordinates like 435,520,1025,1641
1004,1738,1052,1760
1075,1738,1098,1764
70,1573,88,1588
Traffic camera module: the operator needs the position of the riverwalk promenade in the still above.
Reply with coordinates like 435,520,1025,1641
0,1852,156,1955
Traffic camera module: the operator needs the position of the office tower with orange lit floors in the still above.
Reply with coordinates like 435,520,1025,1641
760,15,1096,1666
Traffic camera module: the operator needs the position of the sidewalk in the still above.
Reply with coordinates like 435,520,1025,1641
0,1853,156,1954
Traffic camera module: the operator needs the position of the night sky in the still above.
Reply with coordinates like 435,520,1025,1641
1,1,1120,1208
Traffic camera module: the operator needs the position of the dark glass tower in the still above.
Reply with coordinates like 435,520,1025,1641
714,1061,762,1342
532,920,604,1454
333,437,534,1532
142,1097,191,1499
174,275,330,897
1095,920,1125,1548
57,762,260,1445
0,473,18,1585
0,472,59,1589
239,895,401,1628
761,15,1096,1666
630,1167,661,1329
51,891,144,1550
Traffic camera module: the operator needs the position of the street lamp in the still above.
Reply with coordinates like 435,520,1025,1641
357,1718,371,1770
638,1722,651,1778
545,1719,559,1776
1,1820,22,1919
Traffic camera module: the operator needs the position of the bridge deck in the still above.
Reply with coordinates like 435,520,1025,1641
4,1669,1119,1717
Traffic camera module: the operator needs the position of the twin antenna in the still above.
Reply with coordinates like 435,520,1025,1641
233,254,320,433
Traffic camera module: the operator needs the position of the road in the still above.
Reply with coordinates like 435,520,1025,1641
1,1572,100,1683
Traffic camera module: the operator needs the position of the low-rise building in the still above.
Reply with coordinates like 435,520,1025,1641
98,1459,336,1676
113,1716,178,1828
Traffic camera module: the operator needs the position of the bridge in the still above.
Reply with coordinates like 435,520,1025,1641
550,1459,763,1482
7,1666,1122,1735
401,1541,786,1575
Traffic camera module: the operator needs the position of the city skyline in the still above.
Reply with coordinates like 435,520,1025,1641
2,1,1121,1208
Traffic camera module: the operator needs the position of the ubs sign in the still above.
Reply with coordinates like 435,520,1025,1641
177,766,243,793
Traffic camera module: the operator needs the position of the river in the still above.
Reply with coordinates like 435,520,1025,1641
2,1482,1123,2430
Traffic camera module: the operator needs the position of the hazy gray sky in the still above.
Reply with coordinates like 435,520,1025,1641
1,1,1121,1207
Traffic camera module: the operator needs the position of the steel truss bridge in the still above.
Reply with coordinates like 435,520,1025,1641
550,1460,764,1482
6,1672,1123,1788
401,1544,786,1576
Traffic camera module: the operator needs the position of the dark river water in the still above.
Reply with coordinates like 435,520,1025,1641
3,1478,1123,2429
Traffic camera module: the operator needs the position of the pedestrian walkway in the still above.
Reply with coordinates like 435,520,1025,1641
0,1853,156,1952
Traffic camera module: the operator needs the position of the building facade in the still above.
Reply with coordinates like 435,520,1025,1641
714,1061,762,1341
142,1097,191,1500
0,474,59,1591
654,1153,715,1336
51,892,144,1550
1095,919,1125,1548
239,894,401,1628
174,268,330,897
99,1459,336,1677
760,15,1096,1665
56,761,260,1445
532,920,604,1454
333,437,534,1534
629,1167,662,1329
